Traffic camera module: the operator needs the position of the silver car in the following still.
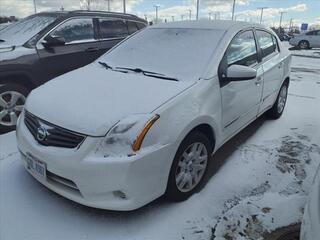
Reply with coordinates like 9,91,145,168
289,30,320,49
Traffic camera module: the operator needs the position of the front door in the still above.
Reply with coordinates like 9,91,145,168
36,17,101,81
220,30,263,138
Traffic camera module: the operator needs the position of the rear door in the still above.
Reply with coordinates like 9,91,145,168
220,30,264,138
255,30,283,113
96,18,129,57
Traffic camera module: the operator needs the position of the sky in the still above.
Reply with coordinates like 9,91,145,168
0,0,320,27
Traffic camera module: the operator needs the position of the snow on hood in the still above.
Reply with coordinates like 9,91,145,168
25,64,195,136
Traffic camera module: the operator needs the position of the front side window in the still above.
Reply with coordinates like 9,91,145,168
256,30,278,59
50,18,94,44
99,19,128,39
226,30,258,67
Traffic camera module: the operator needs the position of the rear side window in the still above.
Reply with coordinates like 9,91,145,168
50,18,94,44
272,35,279,52
99,19,128,39
136,22,147,30
127,21,139,34
256,30,278,59
226,30,258,67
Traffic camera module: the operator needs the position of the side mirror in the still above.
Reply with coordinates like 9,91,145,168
42,35,66,48
226,65,257,81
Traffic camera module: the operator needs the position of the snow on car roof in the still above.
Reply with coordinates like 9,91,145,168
152,20,264,31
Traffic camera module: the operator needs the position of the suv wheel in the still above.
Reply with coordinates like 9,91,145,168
0,83,29,134
298,40,310,49
166,131,212,201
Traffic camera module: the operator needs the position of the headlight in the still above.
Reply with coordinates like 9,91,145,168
95,114,160,157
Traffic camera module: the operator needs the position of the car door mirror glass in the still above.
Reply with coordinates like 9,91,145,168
42,35,66,48
226,65,257,81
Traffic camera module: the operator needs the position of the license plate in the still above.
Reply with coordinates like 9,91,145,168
26,154,46,179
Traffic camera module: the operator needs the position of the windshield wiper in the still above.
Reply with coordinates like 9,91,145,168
115,67,179,82
98,61,113,70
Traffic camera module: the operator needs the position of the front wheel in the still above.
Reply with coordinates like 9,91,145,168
266,82,288,119
0,83,29,134
166,131,212,201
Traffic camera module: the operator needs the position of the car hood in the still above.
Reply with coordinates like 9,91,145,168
25,64,195,136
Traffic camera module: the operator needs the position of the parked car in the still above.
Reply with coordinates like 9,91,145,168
300,164,320,240
0,11,147,133
16,20,291,211
289,30,320,49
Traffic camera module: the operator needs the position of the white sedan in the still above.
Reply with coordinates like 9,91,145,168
16,20,291,211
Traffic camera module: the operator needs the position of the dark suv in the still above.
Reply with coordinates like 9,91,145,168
0,11,147,133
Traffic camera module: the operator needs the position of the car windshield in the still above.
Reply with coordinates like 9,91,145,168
100,28,225,81
0,14,57,45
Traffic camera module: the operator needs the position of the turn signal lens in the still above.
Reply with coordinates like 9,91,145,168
132,114,160,152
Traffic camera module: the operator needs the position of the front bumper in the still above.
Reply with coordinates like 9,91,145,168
16,115,177,211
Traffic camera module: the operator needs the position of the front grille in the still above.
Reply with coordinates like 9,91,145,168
24,111,86,149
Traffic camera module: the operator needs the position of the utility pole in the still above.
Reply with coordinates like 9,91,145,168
154,5,160,24
289,18,293,32
123,0,126,13
189,10,192,20
258,7,268,24
279,11,286,30
214,13,217,20
144,14,148,21
209,12,212,20
196,0,200,20
106,0,110,11
231,0,236,20
60,5,64,11
171,16,175,22
181,15,184,21
33,0,37,13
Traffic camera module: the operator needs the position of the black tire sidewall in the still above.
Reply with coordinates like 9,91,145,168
0,83,30,134
299,40,309,49
267,82,288,119
166,131,213,201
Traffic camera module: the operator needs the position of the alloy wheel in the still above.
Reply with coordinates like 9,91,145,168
175,142,208,193
0,91,26,126
299,41,309,49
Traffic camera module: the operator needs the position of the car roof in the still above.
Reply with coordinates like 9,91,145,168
35,10,146,23
152,20,265,31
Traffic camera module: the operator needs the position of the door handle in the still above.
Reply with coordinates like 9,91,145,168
85,47,100,52
278,62,283,69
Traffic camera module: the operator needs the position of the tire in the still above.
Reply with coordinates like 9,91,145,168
298,40,310,49
0,83,30,134
166,131,213,201
266,81,288,119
